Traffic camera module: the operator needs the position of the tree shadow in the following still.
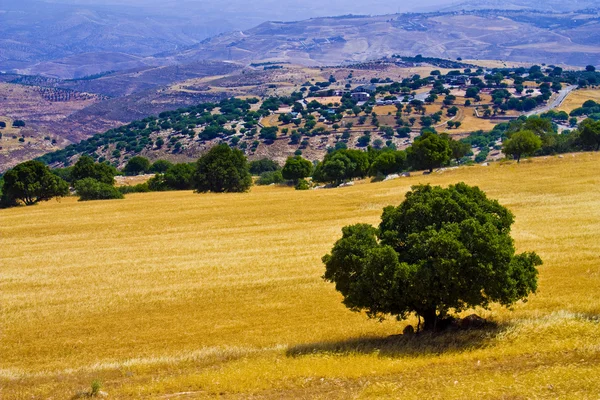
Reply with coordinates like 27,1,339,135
286,322,505,358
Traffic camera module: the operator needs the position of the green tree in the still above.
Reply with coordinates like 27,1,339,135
194,144,252,193
407,131,451,172
369,151,406,176
162,163,195,190
2,161,69,206
150,160,174,173
502,130,542,163
75,178,124,201
124,156,151,176
323,183,541,331
249,158,280,175
448,138,471,163
578,119,600,151
71,155,117,185
313,149,369,185
282,156,313,183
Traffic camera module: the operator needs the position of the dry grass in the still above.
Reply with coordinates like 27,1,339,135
2,153,600,398
556,89,600,114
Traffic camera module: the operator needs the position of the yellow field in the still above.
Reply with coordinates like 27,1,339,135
557,89,600,114
2,153,600,398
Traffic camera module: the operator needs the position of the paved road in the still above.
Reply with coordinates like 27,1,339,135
526,85,577,116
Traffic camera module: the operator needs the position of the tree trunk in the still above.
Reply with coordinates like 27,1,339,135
421,308,438,331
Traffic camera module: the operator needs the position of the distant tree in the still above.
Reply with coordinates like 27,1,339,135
150,160,174,173
323,183,541,331
586,65,596,72
162,163,195,190
282,156,313,183
194,144,252,193
578,119,600,151
369,151,406,176
71,155,117,185
448,138,471,163
249,158,280,175
2,161,69,206
407,131,452,172
256,170,284,186
124,156,151,176
502,130,542,163
12,120,25,127
0,121,6,128
313,149,369,185
74,178,124,201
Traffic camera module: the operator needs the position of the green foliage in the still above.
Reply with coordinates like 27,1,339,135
369,151,407,176
295,179,310,190
71,156,117,185
150,159,174,173
117,183,150,194
282,156,313,183
74,178,124,201
194,144,252,193
1,161,69,206
502,130,542,163
256,170,284,185
124,156,151,176
407,131,451,172
323,183,541,331
577,118,600,151
249,158,280,175
448,138,471,163
313,149,370,184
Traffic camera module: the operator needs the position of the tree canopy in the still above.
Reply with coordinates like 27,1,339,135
2,161,69,206
124,156,151,176
407,131,451,172
71,155,117,185
502,130,542,162
282,156,313,183
193,144,252,193
323,183,541,331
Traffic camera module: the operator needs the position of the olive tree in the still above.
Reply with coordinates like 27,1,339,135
194,144,252,193
502,130,542,163
282,156,312,183
2,161,69,206
323,183,541,331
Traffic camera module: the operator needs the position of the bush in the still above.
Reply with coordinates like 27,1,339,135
295,179,310,190
150,159,174,173
249,158,280,175
256,170,284,185
118,183,150,194
75,178,124,201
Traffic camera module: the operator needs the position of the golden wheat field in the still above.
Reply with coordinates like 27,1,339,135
2,153,600,399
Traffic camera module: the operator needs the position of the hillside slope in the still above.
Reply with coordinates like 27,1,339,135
2,154,600,398
173,9,600,67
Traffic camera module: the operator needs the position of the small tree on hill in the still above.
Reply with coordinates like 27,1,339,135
407,131,451,172
124,156,151,176
194,144,252,193
71,155,116,185
2,161,69,206
323,183,541,331
282,156,313,184
502,130,542,163
578,119,600,151
448,138,471,163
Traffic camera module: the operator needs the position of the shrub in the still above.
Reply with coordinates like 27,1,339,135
75,178,124,201
256,170,284,185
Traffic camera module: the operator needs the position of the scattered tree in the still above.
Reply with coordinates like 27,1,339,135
502,130,542,163
2,161,69,206
194,144,252,193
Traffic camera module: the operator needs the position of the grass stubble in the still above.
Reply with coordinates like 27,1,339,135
1,153,600,398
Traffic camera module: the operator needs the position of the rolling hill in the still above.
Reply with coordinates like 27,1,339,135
172,9,600,67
